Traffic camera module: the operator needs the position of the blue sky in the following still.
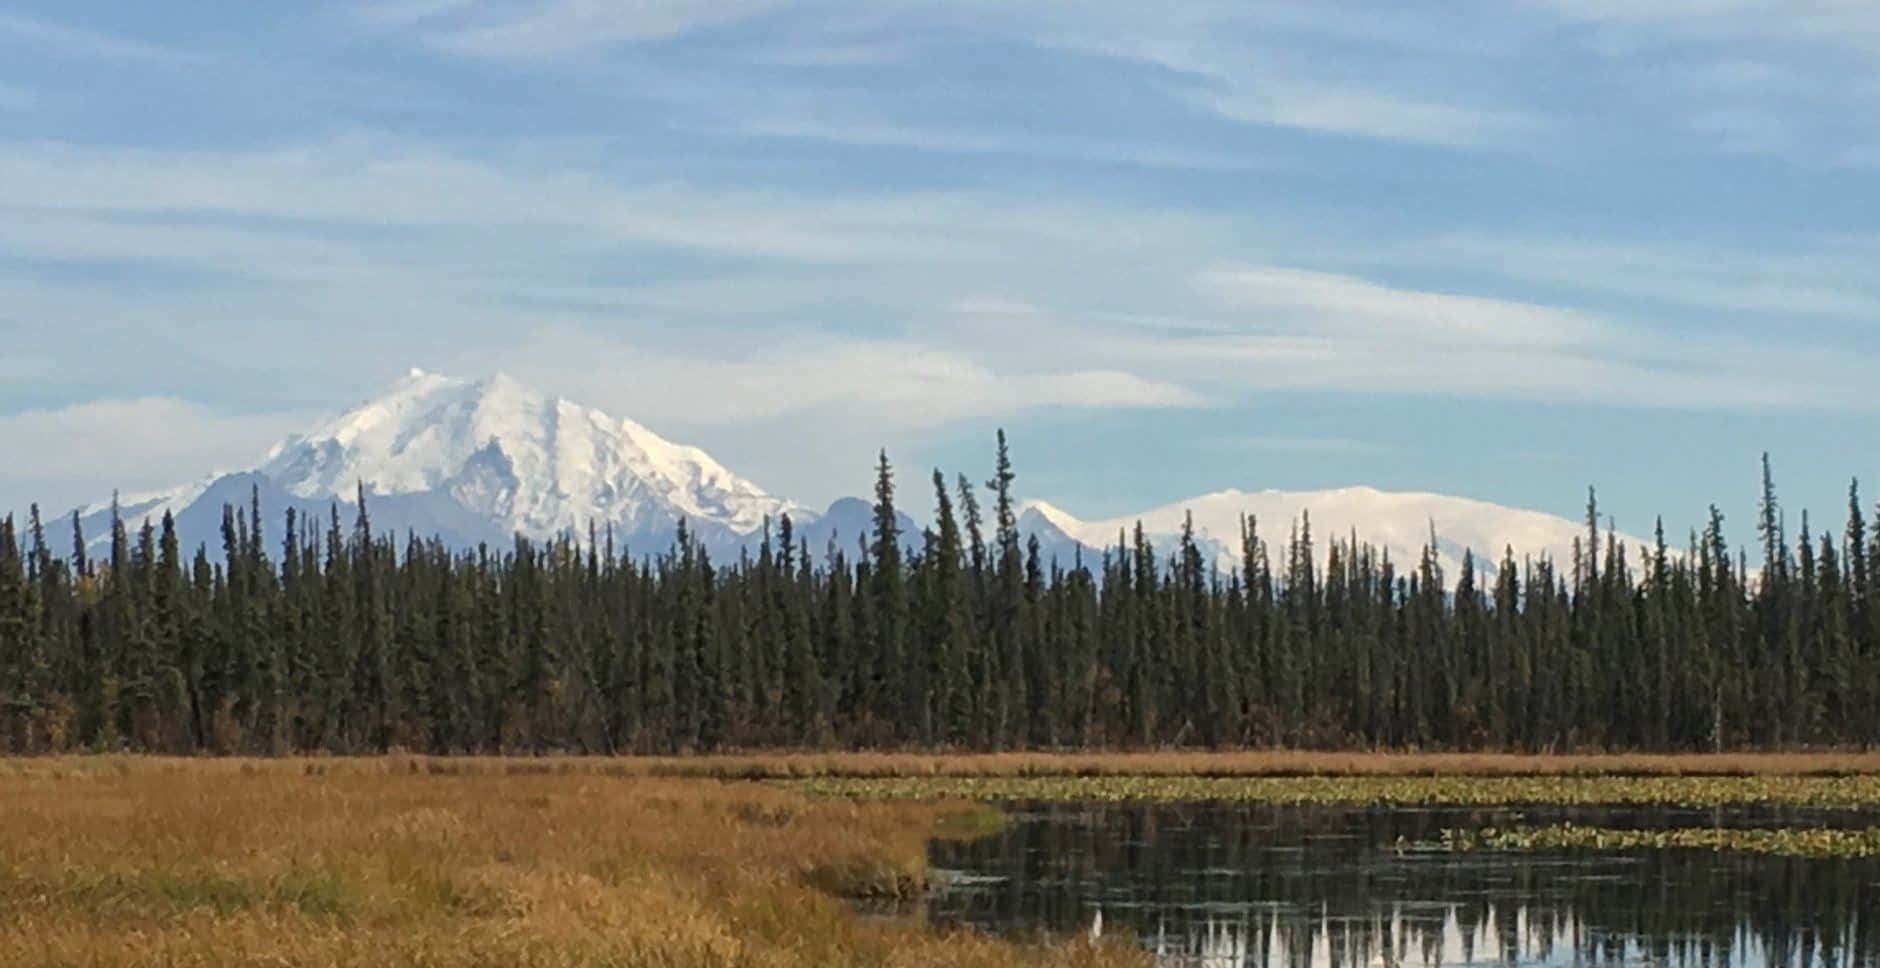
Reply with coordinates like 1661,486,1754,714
2,1,1877,543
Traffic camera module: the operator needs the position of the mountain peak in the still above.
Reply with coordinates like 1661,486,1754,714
247,369,807,542
1018,498,1080,532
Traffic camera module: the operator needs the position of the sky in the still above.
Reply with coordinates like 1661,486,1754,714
2,0,1878,544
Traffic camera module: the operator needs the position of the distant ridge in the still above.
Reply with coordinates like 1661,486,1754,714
1019,487,1641,581
65,370,1635,578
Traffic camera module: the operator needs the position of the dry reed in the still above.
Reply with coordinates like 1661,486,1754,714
0,762,1143,967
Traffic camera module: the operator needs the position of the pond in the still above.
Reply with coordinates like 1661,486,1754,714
927,802,1880,967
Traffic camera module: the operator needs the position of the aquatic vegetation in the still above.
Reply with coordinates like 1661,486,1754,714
789,773,1880,808
1442,823,1880,858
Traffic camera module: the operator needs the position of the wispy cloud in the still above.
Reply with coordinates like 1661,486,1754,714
0,13,196,63
358,1,1545,152
350,0,1880,163
724,116,1266,172
0,133,1220,498
1043,261,1880,412
4,129,1871,423
1196,83,1541,149
1200,264,1612,349
361,0,785,56
963,4,1546,150
0,138,1007,263
350,0,483,28
448,326,1204,433
1523,0,1880,162
1533,0,1880,39
1415,234,1880,321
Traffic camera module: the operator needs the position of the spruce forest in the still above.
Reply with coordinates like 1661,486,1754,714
2,436,1876,756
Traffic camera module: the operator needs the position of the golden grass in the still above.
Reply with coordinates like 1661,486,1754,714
0,763,1143,967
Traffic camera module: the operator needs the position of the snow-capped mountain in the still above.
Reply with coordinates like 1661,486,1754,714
1018,486,1640,582
74,369,818,558
259,369,807,541
66,369,1634,582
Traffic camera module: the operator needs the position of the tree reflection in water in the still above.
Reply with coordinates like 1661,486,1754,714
928,802,1880,967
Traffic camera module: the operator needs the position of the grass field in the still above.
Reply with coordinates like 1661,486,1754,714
0,760,1143,967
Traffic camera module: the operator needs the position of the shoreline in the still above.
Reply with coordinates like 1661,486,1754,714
7,750,1880,780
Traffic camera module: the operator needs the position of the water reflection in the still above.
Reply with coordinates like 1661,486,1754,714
928,802,1880,967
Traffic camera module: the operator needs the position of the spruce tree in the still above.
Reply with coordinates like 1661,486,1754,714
867,451,908,742
778,513,822,744
986,431,1024,749
927,472,973,744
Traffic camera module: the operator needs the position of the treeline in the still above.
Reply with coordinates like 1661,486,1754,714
1,438,1876,754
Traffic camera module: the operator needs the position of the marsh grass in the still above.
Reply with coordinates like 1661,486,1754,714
1443,824,1880,858
0,764,1144,967
791,774,1880,808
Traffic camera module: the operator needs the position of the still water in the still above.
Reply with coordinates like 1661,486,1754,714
927,802,1880,967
